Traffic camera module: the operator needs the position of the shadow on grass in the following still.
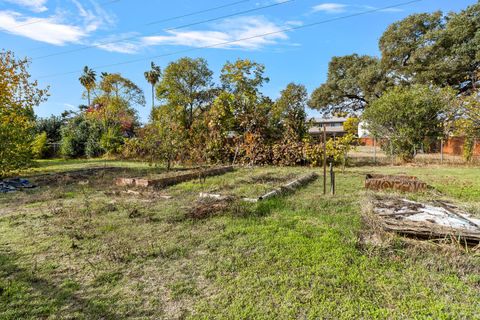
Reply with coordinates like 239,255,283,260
0,251,120,320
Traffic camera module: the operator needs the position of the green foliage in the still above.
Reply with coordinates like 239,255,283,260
363,85,455,161
0,50,48,177
380,4,480,92
463,136,475,162
343,117,360,136
309,54,388,114
79,66,96,105
144,62,161,109
311,2,480,116
35,115,64,143
145,105,187,169
305,134,357,167
60,115,104,159
31,132,48,159
156,57,215,130
274,83,308,142
100,127,124,156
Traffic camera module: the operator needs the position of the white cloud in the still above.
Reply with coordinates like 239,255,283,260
93,32,142,54
4,0,48,13
361,5,404,13
0,11,86,45
312,3,347,13
0,0,116,45
71,0,115,32
141,16,289,51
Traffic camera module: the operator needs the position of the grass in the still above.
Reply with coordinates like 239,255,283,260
0,159,479,319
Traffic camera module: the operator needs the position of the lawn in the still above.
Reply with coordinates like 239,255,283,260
0,160,479,319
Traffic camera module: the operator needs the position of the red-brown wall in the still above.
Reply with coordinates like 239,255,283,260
360,137,480,156
443,137,480,156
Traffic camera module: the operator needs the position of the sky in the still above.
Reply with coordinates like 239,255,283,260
0,0,476,122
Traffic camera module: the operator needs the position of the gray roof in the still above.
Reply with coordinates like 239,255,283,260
309,126,346,134
309,117,348,123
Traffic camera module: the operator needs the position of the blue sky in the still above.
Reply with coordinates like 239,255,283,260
1,0,476,122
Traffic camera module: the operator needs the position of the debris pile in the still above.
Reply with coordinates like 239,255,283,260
187,196,234,219
116,166,234,188
371,197,480,243
365,174,428,193
0,178,36,193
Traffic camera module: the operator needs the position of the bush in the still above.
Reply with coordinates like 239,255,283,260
100,127,124,156
272,141,304,166
31,132,48,159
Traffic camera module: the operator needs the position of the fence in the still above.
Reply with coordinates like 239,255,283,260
349,145,480,165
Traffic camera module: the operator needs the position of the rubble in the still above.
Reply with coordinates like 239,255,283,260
0,178,36,193
371,197,480,244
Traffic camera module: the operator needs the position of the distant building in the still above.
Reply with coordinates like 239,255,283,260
308,117,348,140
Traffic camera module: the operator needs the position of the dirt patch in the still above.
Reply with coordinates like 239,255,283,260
365,174,428,192
31,167,129,186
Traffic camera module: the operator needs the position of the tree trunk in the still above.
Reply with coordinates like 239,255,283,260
151,84,155,109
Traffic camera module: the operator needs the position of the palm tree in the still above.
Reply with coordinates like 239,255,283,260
144,62,161,109
79,66,96,106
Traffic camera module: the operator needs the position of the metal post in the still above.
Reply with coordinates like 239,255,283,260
440,139,444,164
330,162,335,195
323,124,327,195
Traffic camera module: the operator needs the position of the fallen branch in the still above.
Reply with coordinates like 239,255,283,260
243,173,318,203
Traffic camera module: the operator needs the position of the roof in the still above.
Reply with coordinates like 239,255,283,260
309,126,346,134
309,117,348,123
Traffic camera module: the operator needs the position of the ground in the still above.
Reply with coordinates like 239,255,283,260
0,160,479,319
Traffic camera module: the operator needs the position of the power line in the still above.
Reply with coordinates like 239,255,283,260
33,0,295,60
7,0,122,29
37,0,422,80
25,0,251,53
146,0,250,26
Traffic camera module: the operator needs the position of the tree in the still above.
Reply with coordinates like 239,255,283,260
60,113,103,159
156,57,216,130
219,59,270,134
79,66,96,106
309,54,389,114
273,83,308,142
91,73,144,136
144,62,161,109
343,117,360,136
379,3,480,92
0,50,48,176
146,105,187,170
35,115,65,143
363,85,455,161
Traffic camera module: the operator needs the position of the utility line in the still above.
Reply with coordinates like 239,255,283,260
25,0,250,52
33,0,294,60
37,0,422,80
146,0,250,26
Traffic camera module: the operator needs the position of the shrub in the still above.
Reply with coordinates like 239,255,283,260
31,132,48,159
100,127,124,156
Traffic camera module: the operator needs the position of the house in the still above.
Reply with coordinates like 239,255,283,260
308,117,348,140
